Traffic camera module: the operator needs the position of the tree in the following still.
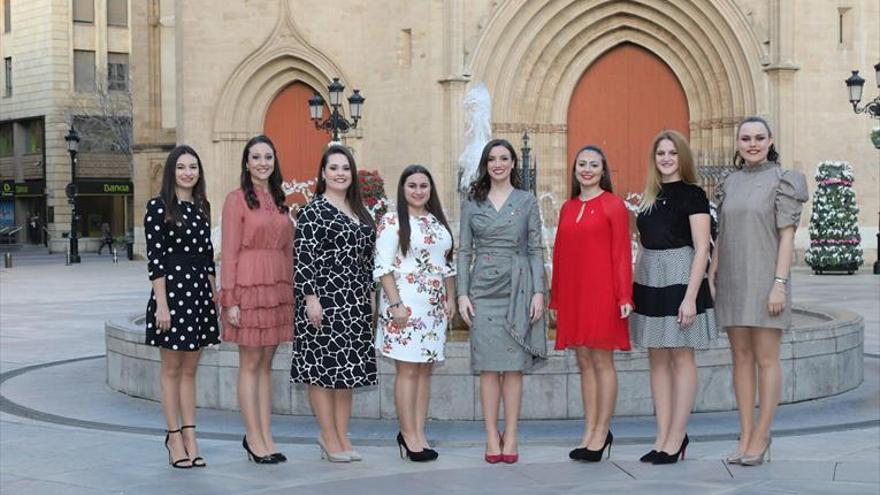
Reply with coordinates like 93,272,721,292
69,77,133,176
804,161,864,274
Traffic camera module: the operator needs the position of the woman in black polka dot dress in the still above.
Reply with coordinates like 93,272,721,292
144,145,220,469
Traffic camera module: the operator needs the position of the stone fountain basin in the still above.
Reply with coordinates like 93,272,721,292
105,306,863,419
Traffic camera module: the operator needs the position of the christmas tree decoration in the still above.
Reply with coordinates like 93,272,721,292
805,161,864,274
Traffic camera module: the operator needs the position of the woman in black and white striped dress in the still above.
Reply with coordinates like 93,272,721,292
630,130,718,465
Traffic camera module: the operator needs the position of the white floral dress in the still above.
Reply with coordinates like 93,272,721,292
374,212,455,363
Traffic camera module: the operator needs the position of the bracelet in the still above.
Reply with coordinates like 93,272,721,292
773,276,788,285
389,301,403,309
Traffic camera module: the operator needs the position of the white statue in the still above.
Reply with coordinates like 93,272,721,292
458,82,492,192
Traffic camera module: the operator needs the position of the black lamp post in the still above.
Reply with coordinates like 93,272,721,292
520,131,537,194
308,77,364,142
844,62,880,274
64,125,81,264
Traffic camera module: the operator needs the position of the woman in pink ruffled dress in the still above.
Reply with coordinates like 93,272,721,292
220,135,293,464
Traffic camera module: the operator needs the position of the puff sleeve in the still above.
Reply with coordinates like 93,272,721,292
775,169,809,229
373,212,399,280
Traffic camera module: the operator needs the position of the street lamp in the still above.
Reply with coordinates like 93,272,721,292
64,125,81,264
844,62,880,274
844,64,880,118
519,131,537,194
308,77,365,141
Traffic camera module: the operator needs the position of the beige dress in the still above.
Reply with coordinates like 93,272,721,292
715,162,809,330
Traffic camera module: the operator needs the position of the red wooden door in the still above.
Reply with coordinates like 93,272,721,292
567,43,689,197
264,82,330,204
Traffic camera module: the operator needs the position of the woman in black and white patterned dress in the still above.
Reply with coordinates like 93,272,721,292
292,144,377,462
630,130,717,465
144,145,220,468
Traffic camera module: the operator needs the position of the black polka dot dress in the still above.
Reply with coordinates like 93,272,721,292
144,197,221,351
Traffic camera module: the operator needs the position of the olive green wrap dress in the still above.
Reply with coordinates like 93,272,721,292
457,189,548,371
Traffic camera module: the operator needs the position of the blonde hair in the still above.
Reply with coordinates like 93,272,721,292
639,130,698,212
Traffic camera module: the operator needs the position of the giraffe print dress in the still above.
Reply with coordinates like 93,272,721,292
291,195,378,389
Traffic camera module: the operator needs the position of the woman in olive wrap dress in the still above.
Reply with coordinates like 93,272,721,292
458,139,547,464
708,117,809,466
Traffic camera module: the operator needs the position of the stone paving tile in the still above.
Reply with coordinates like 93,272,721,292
834,461,880,483
1,478,117,495
616,458,733,481
727,460,836,481
730,479,880,495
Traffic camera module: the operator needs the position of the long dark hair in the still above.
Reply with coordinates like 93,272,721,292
570,145,614,199
733,116,779,169
159,145,211,226
396,165,453,262
240,135,288,213
314,144,375,228
467,138,523,202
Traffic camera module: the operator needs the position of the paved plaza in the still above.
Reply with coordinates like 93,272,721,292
1,246,878,494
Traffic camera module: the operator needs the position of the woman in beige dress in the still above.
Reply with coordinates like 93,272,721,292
708,116,809,466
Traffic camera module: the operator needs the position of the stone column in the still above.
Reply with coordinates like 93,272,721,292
439,0,467,218
764,0,799,160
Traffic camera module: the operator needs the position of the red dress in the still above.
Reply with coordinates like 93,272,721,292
219,188,294,346
550,192,632,351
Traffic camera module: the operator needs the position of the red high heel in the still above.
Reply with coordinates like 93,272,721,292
484,433,503,464
500,433,518,464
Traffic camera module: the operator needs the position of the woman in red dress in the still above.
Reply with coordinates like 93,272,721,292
220,135,294,464
550,145,632,462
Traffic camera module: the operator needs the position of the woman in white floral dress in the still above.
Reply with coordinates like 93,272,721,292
374,165,456,462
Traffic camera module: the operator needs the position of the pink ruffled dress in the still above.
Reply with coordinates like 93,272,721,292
219,187,294,346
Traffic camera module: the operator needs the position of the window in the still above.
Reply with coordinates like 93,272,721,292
107,0,127,27
4,0,11,33
3,57,10,97
108,52,128,91
74,50,96,92
25,120,43,153
0,124,12,157
73,0,94,23
838,8,853,48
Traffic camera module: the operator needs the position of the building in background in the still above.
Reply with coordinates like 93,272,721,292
0,0,132,251
122,0,877,263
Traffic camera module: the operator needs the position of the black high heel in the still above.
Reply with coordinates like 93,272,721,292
242,436,279,464
581,431,613,462
653,434,689,465
165,429,192,469
270,452,287,462
180,425,206,467
396,432,436,462
639,449,659,463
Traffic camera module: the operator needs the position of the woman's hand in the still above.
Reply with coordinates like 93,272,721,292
619,303,633,319
155,302,171,332
226,305,241,327
445,297,456,321
767,283,786,316
678,297,697,328
390,304,409,329
305,296,323,327
529,293,544,323
458,295,475,327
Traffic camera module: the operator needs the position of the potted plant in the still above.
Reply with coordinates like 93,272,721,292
871,127,880,149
